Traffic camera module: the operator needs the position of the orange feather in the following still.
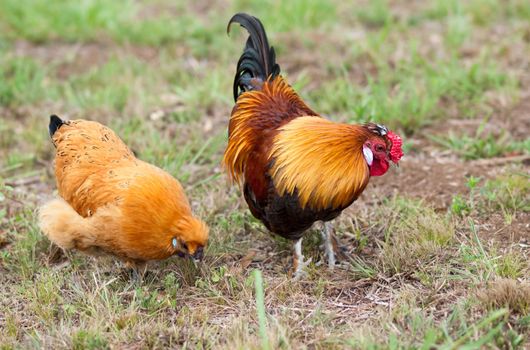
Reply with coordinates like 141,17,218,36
223,76,317,185
39,119,208,265
223,77,373,211
270,117,371,210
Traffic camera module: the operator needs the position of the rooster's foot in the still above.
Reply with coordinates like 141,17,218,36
321,222,336,270
292,238,312,280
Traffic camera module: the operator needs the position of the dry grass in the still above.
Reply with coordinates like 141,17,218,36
1,0,530,348
376,197,455,276
478,279,530,315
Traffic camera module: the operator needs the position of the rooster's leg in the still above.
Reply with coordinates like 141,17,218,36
321,222,336,270
292,238,311,280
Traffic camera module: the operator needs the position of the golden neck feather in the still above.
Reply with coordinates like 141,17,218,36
269,117,370,210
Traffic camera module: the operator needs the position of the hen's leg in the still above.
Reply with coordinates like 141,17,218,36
321,222,336,269
131,267,141,284
292,238,311,280
125,260,145,284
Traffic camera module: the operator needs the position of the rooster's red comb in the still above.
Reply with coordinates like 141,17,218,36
387,131,403,163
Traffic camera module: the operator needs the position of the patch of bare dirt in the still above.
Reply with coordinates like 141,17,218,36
278,30,376,88
476,212,530,245
366,150,529,246
368,154,529,210
507,91,530,140
417,90,530,150
13,41,160,78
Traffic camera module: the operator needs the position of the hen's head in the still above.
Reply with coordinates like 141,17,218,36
171,216,209,261
363,123,403,177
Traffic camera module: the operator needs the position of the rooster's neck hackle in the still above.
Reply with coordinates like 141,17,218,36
270,117,371,210
223,76,317,184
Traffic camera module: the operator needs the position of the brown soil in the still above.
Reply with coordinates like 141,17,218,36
13,41,160,79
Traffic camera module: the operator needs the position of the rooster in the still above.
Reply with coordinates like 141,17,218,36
39,115,208,279
223,13,403,278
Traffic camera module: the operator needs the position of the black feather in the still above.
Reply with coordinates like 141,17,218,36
244,183,350,241
48,114,64,138
228,13,281,101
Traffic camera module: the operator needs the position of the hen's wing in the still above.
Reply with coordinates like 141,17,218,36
53,120,140,216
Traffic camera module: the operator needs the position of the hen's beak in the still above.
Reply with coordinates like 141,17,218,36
191,247,204,263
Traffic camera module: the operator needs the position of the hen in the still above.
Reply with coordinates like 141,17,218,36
39,115,208,278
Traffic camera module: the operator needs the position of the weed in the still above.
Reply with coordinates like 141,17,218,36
481,173,530,214
494,250,527,279
253,269,269,350
376,197,455,276
431,122,529,160
450,172,529,222
72,329,109,350
478,279,530,315
451,194,472,217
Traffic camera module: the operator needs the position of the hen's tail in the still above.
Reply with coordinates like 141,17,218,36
49,115,64,138
228,13,280,101
38,198,98,251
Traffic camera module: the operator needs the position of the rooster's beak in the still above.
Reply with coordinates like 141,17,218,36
388,153,400,167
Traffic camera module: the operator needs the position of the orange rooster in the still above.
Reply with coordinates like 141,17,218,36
39,115,208,279
223,13,403,278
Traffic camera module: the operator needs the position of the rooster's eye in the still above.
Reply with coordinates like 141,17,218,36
375,145,384,152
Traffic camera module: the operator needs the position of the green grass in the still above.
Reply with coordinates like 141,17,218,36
62,57,148,113
375,197,455,276
1,0,529,348
310,49,514,133
0,0,216,47
233,0,337,32
348,308,518,349
432,129,530,160
451,173,530,220
0,56,52,107
419,0,530,23
481,174,530,212
0,0,133,43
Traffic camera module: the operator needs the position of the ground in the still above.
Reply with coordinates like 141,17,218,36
0,0,529,349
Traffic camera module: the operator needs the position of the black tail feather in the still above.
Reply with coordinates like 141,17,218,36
49,115,64,138
228,13,280,101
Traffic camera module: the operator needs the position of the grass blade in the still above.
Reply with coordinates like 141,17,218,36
253,269,269,350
